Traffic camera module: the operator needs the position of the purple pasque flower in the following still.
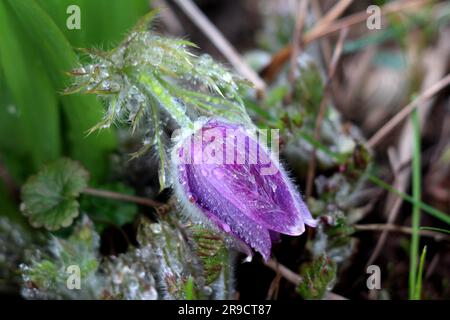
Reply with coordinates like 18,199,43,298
171,119,316,261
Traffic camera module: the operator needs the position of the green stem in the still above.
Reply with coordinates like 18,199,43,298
222,249,232,299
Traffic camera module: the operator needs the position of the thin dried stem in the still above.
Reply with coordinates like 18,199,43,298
265,258,302,286
82,187,168,213
266,272,282,300
304,0,430,43
368,73,450,148
305,28,348,198
289,0,309,84
172,0,266,93
312,0,353,31
354,224,449,241
311,1,332,66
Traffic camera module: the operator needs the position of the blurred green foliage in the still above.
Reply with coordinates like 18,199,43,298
21,216,101,299
0,0,149,221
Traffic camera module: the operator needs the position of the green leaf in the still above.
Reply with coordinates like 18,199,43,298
160,76,251,125
296,255,337,300
140,73,193,129
0,75,31,181
184,276,196,300
0,1,61,172
6,0,116,180
149,93,169,191
187,225,227,285
21,158,90,231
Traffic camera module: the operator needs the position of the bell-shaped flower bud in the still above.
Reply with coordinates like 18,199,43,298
171,119,316,261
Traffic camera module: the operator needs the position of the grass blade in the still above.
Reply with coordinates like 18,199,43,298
414,246,427,300
419,226,450,234
367,174,450,225
409,109,421,299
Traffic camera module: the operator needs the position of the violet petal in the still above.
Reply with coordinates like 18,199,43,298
172,119,316,261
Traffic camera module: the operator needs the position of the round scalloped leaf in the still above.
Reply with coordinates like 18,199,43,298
20,158,89,231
